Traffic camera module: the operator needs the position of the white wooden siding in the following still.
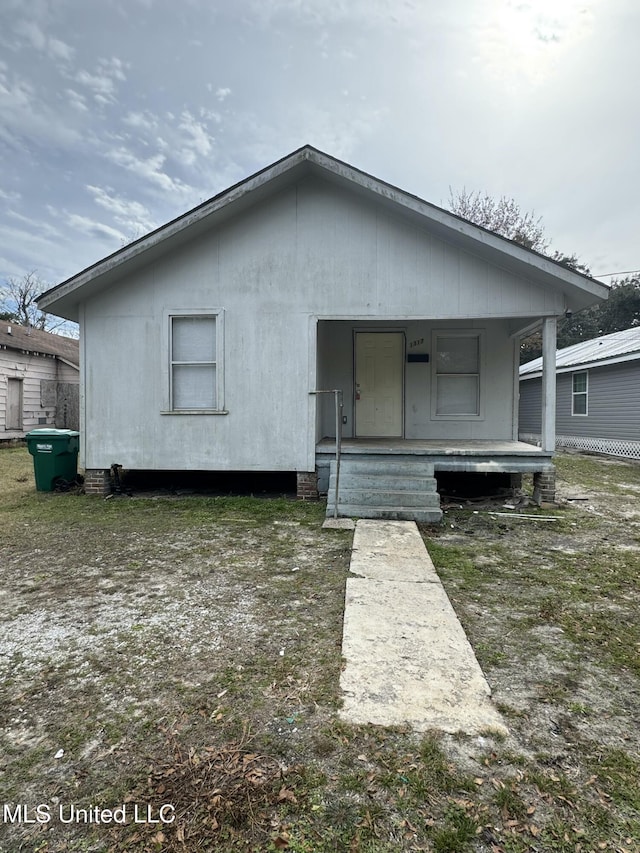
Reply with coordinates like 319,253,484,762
0,350,79,438
80,176,567,472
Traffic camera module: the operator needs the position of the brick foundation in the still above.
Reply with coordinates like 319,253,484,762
297,471,319,501
533,468,556,505
84,468,111,496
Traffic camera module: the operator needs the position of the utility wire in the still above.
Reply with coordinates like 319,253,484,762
593,269,640,278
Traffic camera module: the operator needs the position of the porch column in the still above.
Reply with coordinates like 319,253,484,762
541,316,557,453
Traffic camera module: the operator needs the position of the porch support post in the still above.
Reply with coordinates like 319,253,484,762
541,316,557,453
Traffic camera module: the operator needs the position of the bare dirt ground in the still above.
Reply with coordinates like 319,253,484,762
1,447,639,852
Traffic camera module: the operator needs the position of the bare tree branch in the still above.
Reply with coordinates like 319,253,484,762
448,188,549,253
0,271,69,333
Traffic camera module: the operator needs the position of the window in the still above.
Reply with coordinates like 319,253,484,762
169,315,219,411
572,371,588,415
433,333,482,417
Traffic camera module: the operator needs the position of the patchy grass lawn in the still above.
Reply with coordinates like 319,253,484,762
0,446,639,852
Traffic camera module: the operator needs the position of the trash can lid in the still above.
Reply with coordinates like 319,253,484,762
26,428,80,436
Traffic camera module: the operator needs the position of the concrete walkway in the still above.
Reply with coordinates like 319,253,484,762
339,520,507,735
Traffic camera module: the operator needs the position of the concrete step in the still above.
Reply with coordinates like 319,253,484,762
336,458,435,476
327,458,442,522
328,488,441,508
329,504,443,523
329,473,438,492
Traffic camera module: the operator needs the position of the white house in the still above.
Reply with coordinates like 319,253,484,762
38,146,608,517
0,324,79,439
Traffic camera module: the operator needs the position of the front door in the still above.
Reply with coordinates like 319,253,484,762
355,332,404,437
7,378,23,431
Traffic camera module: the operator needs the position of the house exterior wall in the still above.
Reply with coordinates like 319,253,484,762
519,360,640,458
80,176,566,472
519,377,543,435
317,319,517,440
0,349,79,438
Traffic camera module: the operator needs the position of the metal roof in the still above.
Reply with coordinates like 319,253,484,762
520,326,640,378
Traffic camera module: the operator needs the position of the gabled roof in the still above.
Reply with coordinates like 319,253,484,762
0,323,79,367
39,144,609,322
520,326,640,379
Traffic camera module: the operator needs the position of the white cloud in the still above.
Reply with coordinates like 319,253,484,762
13,19,46,51
106,146,192,195
123,110,159,130
0,187,21,202
178,110,214,164
73,56,128,104
13,18,74,63
99,56,128,82
65,212,125,243
87,185,156,233
48,37,74,62
9,210,61,240
215,86,231,101
66,88,88,112
75,69,117,100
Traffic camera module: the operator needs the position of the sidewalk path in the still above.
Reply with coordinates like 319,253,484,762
339,519,507,735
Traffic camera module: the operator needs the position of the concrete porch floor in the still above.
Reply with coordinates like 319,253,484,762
317,437,551,458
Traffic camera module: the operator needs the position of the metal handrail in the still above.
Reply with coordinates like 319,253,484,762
309,389,343,518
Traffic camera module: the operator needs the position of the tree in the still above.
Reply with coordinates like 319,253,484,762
0,272,65,332
446,188,609,362
519,275,640,363
448,188,549,253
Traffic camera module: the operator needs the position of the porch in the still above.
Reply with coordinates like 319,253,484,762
315,438,555,521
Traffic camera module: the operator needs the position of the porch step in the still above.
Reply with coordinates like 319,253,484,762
330,487,441,508
330,505,443,523
326,457,442,523
331,472,438,491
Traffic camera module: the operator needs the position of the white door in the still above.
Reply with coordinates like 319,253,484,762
7,378,23,430
355,332,404,437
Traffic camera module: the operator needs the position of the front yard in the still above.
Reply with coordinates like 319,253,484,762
0,446,639,852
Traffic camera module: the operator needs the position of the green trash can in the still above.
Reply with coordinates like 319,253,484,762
26,429,80,492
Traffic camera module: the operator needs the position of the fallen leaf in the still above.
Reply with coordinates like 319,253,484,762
277,787,297,804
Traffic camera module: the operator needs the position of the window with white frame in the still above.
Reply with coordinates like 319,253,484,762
433,333,482,417
572,371,588,415
170,315,219,410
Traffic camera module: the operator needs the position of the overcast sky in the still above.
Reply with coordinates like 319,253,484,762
1,0,638,293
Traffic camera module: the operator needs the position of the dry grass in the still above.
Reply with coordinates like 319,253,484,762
1,446,639,853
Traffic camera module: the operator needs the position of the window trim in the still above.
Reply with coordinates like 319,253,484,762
431,330,485,420
161,309,227,415
571,370,588,416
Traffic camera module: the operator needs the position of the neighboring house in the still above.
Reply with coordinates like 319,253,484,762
38,145,608,517
0,324,80,439
519,326,640,460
